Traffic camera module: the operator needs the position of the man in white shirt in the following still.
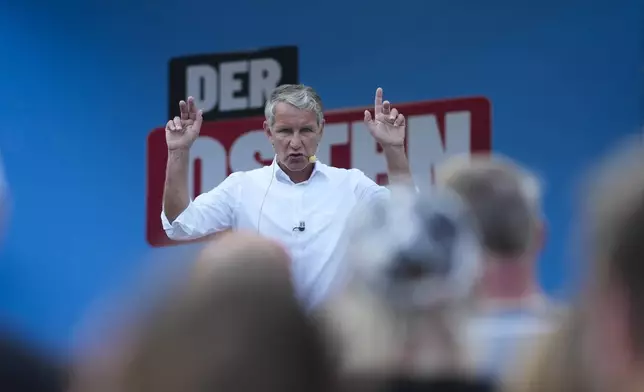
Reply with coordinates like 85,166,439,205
161,84,411,307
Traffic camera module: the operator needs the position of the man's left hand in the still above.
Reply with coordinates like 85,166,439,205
364,88,406,147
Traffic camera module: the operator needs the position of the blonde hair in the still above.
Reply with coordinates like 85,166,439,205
436,153,542,258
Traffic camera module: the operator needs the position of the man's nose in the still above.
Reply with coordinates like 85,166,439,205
289,133,302,149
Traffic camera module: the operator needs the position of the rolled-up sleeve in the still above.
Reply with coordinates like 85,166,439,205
161,172,243,240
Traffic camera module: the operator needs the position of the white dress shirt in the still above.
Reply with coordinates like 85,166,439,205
161,159,389,308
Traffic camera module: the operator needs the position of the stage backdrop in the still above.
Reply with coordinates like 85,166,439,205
0,0,642,351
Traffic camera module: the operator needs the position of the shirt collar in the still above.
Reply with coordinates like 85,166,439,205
271,156,328,184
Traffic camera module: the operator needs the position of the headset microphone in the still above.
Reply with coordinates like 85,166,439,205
309,155,317,163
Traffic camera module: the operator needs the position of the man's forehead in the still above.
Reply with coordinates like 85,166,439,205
273,103,317,123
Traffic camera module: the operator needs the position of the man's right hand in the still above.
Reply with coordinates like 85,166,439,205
166,96,203,151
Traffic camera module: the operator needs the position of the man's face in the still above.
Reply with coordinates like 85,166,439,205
264,103,323,172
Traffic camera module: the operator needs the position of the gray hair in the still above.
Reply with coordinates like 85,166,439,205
264,84,324,128
436,154,543,259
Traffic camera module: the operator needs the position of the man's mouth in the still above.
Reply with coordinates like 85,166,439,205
289,153,304,158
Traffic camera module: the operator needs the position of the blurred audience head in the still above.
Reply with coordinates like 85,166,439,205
437,153,544,263
322,186,482,379
0,331,68,392
436,154,552,380
581,140,644,392
504,308,587,392
73,232,335,392
191,230,291,280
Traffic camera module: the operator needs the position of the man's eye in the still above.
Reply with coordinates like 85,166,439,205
301,128,313,133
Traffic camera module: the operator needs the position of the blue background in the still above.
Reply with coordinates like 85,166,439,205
0,0,642,352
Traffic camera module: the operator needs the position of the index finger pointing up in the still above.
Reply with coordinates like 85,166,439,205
375,87,383,114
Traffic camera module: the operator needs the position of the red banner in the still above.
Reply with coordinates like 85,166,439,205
146,97,491,247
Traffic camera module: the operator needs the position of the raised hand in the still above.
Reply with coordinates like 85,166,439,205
364,88,406,147
166,96,203,151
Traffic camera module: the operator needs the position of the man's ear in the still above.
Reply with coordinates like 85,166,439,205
263,121,273,144
318,119,325,141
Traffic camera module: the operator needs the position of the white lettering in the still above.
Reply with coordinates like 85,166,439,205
189,136,227,198
186,110,473,198
219,61,248,111
185,59,283,113
186,65,218,112
249,59,282,109
407,111,471,178
229,131,273,172
351,121,387,180
316,123,349,164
